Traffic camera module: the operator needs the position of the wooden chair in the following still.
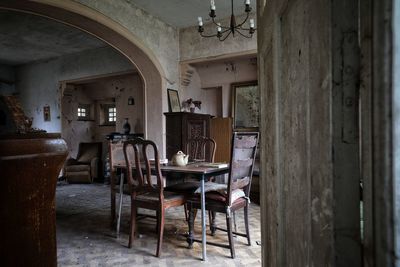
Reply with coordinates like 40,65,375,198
186,132,259,258
186,136,216,163
165,136,216,221
166,136,216,193
123,138,186,257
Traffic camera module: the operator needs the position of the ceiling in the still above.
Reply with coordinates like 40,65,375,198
130,0,257,28
0,1,256,66
0,10,106,66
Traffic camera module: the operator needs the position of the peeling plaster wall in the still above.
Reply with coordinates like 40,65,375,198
62,85,97,158
183,57,257,117
62,73,143,160
179,13,257,62
16,46,133,133
74,0,180,98
181,69,221,116
0,64,16,95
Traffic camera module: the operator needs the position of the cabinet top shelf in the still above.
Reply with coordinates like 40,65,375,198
164,112,213,117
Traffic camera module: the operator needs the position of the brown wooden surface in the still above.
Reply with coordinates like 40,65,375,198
115,162,229,175
164,112,212,160
210,117,232,163
122,139,186,257
0,134,68,267
187,132,259,258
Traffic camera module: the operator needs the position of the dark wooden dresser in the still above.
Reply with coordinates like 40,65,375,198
164,112,212,160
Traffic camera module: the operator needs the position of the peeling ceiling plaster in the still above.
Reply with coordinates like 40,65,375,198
129,0,257,28
0,10,107,66
0,1,257,67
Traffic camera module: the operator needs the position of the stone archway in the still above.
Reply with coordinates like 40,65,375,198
0,0,166,154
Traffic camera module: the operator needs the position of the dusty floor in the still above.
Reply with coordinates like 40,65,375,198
56,183,261,266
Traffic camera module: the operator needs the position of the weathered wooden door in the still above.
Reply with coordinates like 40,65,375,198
258,0,361,266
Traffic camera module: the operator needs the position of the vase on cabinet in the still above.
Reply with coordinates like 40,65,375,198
123,118,131,134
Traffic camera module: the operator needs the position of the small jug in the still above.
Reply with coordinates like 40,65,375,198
171,151,189,166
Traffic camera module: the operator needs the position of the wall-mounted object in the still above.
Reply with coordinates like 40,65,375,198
43,105,51,122
167,89,181,112
231,81,259,130
128,96,135,105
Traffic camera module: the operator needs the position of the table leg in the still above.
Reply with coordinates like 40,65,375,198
200,174,207,261
116,172,124,237
111,169,116,224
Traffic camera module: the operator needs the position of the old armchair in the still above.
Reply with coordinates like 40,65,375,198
64,142,102,183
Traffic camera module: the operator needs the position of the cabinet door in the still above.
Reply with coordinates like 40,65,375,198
184,116,210,159
165,115,182,159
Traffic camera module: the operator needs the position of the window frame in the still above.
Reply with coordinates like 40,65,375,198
77,104,91,121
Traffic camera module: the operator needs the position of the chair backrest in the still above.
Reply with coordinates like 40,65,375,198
185,136,216,162
227,132,259,205
123,138,164,196
109,137,144,170
109,140,125,171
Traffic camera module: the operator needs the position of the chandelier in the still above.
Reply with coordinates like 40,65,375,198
197,0,256,41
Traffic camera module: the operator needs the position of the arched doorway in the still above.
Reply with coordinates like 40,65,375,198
0,0,167,155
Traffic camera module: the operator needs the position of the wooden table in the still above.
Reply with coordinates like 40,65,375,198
111,163,230,261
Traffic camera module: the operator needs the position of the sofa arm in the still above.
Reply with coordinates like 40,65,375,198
90,157,100,181
65,157,78,166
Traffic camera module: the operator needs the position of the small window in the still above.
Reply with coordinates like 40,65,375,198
100,103,116,126
77,104,90,120
108,107,116,122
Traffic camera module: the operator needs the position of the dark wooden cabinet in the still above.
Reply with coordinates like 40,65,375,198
164,112,212,160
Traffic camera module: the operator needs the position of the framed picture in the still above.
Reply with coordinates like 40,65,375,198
43,105,51,121
231,81,259,130
167,89,181,112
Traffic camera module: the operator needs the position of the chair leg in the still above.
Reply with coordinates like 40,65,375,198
156,208,165,257
156,210,159,233
209,211,216,236
244,205,251,246
116,173,124,237
184,204,188,221
128,203,137,248
187,203,195,249
226,213,235,259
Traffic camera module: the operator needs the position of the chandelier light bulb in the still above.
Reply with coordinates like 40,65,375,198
198,17,203,26
245,0,251,5
250,19,255,28
217,23,222,32
210,0,216,11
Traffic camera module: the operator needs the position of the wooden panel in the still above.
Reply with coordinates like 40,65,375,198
280,3,310,264
210,117,232,163
165,112,211,160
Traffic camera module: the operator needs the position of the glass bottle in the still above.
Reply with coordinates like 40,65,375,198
123,118,131,134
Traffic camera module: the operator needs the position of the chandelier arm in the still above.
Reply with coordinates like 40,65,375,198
200,32,218,38
211,17,230,29
219,30,232,41
200,27,230,38
235,12,250,28
220,28,231,34
235,29,253,39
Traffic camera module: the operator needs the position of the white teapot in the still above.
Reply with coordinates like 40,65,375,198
171,151,189,166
